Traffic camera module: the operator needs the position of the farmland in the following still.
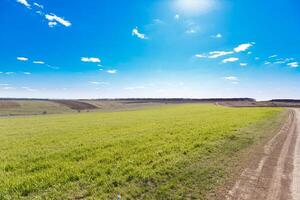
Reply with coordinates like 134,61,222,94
0,104,284,199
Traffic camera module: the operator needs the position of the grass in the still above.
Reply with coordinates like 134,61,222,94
0,104,284,199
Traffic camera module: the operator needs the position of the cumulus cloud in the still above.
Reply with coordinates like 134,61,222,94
223,76,238,81
132,27,148,39
209,51,234,58
234,43,253,52
222,57,239,63
81,57,101,63
16,0,30,8
45,13,71,27
287,62,299,68
107,69,117,74
17,57,28,61
33,61,45,64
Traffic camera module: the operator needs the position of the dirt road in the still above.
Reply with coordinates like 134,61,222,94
226,109,300,200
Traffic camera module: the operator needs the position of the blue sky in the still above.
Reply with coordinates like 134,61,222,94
1,0,300,99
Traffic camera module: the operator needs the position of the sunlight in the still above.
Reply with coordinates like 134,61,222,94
174,0,217,16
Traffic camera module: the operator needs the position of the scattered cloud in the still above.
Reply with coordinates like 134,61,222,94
212,33,222,38
153,18,163,24
81,57,101,63
265,61,271,65
89,81,109,85
0,84,9,86
287,62,299,68
48,21,57,27
222,57,239,63
195,54,206,58
1,86,15,90
174,14,180,19
45,13,72,27
132,27,148,40
17,57,28,61
16,0,30,8
209,51,234,58
255,57,260,60
107,69,117,74
23,72,31,75
33,2,43,9
22,86,38,92
269,55,278,58
234,43,253,52
33,60,45,64
223,76,238,81
240,63,247,66
124,86,145,90
5,72,15,75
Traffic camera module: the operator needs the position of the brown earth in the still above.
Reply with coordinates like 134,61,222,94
224,109,300,200
0,101,20,109
51,100,98,110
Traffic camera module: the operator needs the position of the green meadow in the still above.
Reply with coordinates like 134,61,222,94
0,104,284,199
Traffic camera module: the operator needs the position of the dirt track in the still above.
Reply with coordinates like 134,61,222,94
226,109,300,200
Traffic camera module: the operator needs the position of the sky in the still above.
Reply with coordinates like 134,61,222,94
0,0,300,100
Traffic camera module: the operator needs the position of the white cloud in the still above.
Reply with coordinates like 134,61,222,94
0,84,9,86
89,81,109,85
222,57,239,63
174,14,180,19
132,27,148,40
107,69,117,74
22,87,38,92
265,61,271,65
45,13,71,27
255,57,260,60
124,86,145,90
212,33,222,38
174,0,217,16
234,43,253,52
33,2,43,9
240,63,247,66
23,72,31,75
16,0,30,8
81,57,101,63
287,62,299,68
153,19,163,24
269,55,278,58
224,76,238,81
185,26,200,34
195,54,206,58
5,72,15,75
1,86,15,90
17,57,28,61
33,61,45,64
209,51,234,58
48,21,57,27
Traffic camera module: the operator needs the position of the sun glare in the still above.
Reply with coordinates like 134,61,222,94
174,0,217,16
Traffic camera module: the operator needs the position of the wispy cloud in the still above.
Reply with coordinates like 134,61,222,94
33,60,45,64
124,86,145,90
212,33,222,38
16,0,30,8
287,62,299,68
89,81,109,85
5,72,15,75
269,55,278,58
195,54,206,58
23,72,31,75
174,14,180,20
107,69,117,74
222,57,239,63
45,13,72,27
33,2,43,9
81,57,101,63
209,51,234,58
234,43,253,52
17,57,28,61
1,86,15,90
223,76,238,81
240,63,247,66
22,86,38,92
132,27,148,40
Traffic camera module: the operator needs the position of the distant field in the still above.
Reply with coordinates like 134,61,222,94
0,100,74,116
0,104,284,199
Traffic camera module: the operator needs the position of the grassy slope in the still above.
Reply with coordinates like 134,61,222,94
0,104,284,199
0,101,74,116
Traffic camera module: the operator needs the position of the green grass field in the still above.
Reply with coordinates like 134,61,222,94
0,104,284,199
